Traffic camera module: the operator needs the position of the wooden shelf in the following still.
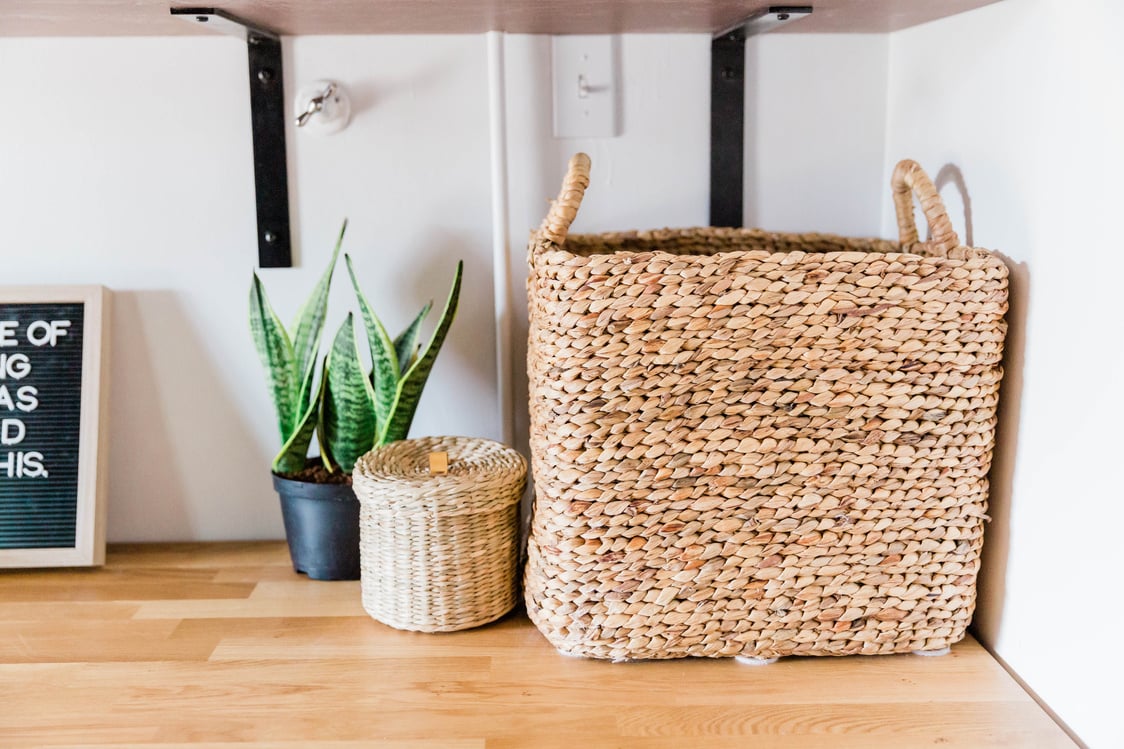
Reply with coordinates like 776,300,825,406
0,541,1077,747
3,0,1005,37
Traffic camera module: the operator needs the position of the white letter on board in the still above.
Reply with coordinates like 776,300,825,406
27,320,71,347
1,418,26,446
0,322,17,347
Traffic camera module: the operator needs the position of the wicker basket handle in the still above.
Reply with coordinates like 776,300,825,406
539,152,591,245
891,159,959,257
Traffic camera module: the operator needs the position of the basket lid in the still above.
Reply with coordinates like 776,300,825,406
352,436,526,514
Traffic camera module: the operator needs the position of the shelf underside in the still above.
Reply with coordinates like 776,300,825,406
3,0,1006,37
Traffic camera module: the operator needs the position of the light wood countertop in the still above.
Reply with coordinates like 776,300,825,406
0,541,1075,748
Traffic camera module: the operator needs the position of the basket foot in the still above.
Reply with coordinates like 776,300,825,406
735,655,779,666
912,646,951,657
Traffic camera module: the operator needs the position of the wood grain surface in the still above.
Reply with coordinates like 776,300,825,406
0,0,1006,37
0,541,1074,748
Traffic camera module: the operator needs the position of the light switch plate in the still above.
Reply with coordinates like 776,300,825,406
552,35,618,138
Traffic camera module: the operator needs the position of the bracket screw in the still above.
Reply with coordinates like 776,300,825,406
264,231,277,244
257,68,275,84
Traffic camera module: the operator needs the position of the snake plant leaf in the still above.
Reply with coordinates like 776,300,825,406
296,351,318,418
289,220,346,401
379,260,463,444
250,273,299,441
344,254,400,431
320,313,377,474
393,301,432,376
315,358,337,474
272,376,322,475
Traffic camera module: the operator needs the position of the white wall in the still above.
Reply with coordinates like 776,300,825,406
0,35,499,541
745,34,889,236
883,2,1124,746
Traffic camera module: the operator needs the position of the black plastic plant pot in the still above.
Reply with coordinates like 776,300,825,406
271,472,360,581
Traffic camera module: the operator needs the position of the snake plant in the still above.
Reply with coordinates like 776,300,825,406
250,222,345,475
250,220,463,476
318,255,463,473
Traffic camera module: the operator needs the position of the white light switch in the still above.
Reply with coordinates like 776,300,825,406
552,35,618,138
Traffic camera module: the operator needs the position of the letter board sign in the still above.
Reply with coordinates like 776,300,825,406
0,286,109,567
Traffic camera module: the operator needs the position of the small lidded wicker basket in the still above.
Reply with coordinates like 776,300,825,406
353,436,527,632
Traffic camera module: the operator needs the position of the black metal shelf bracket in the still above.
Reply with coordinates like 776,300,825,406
710,6,812,228
171,7,292,268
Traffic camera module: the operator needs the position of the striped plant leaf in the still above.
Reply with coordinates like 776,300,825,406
379,261,463,444
316,358,336,473
393,301,432,376
272,378,322,474
289,220,346,400
319,314,377,474
344,255,400,432
296,351,318,420
249,273,299,442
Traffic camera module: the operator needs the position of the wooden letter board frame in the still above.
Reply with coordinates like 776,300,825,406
0,286,110,567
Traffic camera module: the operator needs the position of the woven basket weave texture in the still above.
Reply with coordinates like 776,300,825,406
353,436,526,633
524,154,1009,660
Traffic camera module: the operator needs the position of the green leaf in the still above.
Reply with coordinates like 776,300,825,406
272,377,322,474
316,358,337,473
319,314,377,474
289,220,346,405
345,254,400,431
379,261,463,444
249,273,298,442
393,301,432,376
296,351,318,419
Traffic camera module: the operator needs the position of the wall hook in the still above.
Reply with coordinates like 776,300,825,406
294,80,351,134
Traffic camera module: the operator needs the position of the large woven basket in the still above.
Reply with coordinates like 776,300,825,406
524,153,1008,660
353,436,526,632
